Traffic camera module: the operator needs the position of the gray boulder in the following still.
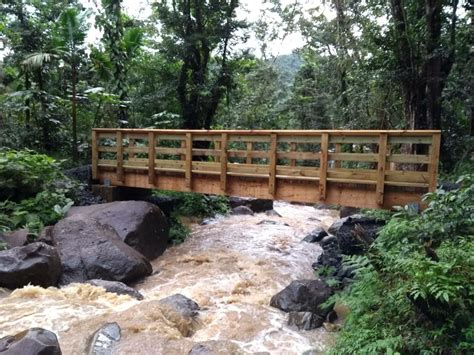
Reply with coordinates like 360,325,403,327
86,279,144,300
86,323,121,355
302,227,328,243
66,201,168,260
0,242,61,289
270,279,333,317
159,294,200,319
287,311,324,330
339,206,361,218
328,215,384,255
0,230,29,249
52,216,152,285
229,197,273,213
231,206,254,216
0,328,61,354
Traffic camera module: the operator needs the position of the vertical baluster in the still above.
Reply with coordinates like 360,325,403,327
92,130,98,180
376,133,388,206
334,143,341,168
148,132,156,185
246,142,253,164
116,131,124,182
269,133,277,196
428,132,441,192
319,133,329,201
220,133,228,193
290,142,297,167
185,133,192,190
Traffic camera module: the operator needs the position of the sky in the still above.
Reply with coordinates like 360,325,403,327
82,0,308,57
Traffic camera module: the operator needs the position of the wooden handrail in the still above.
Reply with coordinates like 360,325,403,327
92,128,441,209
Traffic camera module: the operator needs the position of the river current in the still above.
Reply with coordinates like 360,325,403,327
0,202,338,354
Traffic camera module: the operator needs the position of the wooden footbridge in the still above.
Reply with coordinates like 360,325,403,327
91,129,441,209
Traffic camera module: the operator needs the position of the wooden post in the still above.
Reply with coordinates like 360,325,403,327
319,133,329,201
269,133,277,196
91,130,98,180
185,133,192,190
246,142,253,164
220,133,228,193
376,133,388,206
148,132,156,185
290,142,297,167
116,130,124,182
334,143,341,168
428,132,441,192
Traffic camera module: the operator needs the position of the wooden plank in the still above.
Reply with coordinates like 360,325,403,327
269,133,277,195
148,132,155,185
98,146,118,153
385,170,429,183
328,152,378,162
428,133,441,192
278,136,321,143
116,131,124,182
123,147,148,154
220,133,228,193
180,140,186,161
156,147,186,155
185,133,192,190
388,136,432,144
334,144,341,168
327,178,377,185
227,150,268,159
92,130,98,179
387,154,429,164
319,133,329,200
191,149,220,157
156,134,186,141
376,133,388,205
327,169,377,181
228,135,271,143
290,142,297,167
246,142,253,164
228,163,269,175
329,136,379,144
277,151,320,160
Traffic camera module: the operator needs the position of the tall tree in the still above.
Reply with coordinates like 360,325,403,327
154,0,246,129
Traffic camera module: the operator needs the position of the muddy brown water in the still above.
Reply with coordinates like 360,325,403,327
0,202,339,354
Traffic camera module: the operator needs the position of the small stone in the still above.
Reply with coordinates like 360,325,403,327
87,323,121,355
302,227,328,243
86,279,144,300
231,206,254,215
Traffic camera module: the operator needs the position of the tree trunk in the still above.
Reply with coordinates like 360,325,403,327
71,64,78,162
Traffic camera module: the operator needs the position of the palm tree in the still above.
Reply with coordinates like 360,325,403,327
52,8,88,162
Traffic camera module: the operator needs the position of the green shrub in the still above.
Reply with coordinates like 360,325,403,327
168,213,191,245
329,175,474,354
153,190,229,218
0,149,74,234
0,149,64,202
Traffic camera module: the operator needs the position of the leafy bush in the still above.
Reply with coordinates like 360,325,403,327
329,175,474,354
0,149,64,202
0,149,74,234
153,190,229,218
168,213,190,245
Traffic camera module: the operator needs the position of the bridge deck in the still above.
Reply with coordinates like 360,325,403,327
92,129,441,209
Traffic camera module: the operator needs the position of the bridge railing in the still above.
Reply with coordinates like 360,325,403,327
91,129,441,209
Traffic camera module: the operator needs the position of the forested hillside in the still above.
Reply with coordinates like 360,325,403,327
1,0,472,171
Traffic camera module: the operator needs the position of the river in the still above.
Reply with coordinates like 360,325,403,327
0,202,338,354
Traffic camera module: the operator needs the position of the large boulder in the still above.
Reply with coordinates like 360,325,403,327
52,216,152,285
66,201,169,260
229,197,273,213
270,279,333,317
0,328,61,355
0,242,61,289
231,206,254,216
86,279,144,300
328,215,385,255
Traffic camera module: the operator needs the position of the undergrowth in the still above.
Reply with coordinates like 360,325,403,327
0,149,74,234
328,175,474,354
153,190,230,244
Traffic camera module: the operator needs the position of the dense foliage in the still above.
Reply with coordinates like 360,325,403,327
330,176,474,354
0,149,73,234
154,190,229,245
